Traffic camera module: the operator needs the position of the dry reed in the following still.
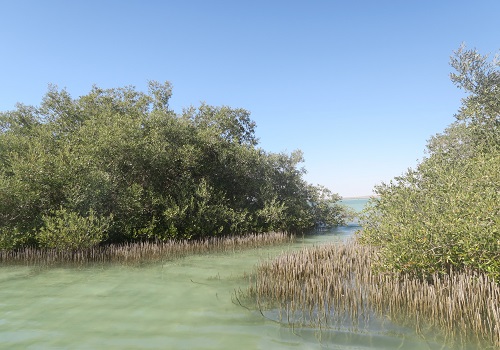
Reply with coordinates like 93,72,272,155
243,240,500,349
0,232,293,266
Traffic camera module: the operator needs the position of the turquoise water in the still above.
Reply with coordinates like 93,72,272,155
340,198,371,213
340,197,371,226
0,202,476,349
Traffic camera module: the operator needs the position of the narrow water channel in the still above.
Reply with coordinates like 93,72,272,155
0,202,476,349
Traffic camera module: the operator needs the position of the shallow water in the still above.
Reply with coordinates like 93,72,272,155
0,201,479,349
339,198,370,213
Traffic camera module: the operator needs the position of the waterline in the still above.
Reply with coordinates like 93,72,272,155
0,227,472,349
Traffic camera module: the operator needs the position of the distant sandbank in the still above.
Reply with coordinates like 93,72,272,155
341,195,379,200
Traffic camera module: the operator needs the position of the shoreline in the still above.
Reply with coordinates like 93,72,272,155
341,195,378,200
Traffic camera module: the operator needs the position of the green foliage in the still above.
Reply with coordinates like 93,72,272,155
359,45,500,280
0,81,349,249
38,208,112,250
0,227,34,250
307,185,354,227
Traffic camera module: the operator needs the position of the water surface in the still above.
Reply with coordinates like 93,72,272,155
340,197,371,213
0,203,477,349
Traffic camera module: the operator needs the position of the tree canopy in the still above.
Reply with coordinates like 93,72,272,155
0,82,349,250
359,45,500,280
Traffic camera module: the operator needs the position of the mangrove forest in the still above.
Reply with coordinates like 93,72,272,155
0,44,498,349
0,81,351,252
243,45,500,349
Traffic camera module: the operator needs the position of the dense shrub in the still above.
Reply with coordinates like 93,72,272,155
0,82,348,249
359,45,500,280
38,208,112,250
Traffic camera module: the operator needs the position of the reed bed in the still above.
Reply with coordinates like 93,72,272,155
244,240,500,349
0,232,293,266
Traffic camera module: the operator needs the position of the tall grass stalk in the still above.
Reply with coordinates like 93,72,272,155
244,240,500,348
0,232,292,266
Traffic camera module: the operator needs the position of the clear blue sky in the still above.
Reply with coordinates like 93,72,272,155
1,0,499,197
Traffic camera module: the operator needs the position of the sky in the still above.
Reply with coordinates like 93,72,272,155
1,0,499,197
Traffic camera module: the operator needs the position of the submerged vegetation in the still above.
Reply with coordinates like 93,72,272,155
243,241,500,348
0,82,349,251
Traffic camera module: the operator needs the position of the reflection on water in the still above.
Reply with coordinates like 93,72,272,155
0,202,479,349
